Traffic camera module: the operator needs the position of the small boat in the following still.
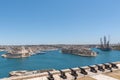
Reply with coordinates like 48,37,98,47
34,51,46,55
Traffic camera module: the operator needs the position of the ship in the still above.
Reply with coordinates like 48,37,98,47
98,36,111,51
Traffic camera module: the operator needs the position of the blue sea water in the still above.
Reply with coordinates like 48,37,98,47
0,49,120,78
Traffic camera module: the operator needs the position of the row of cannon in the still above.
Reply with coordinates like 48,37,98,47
47,62,119,80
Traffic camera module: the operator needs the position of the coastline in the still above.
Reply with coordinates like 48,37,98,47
61,48,97,57
1,48,120,79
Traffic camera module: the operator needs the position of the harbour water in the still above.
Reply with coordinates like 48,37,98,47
0,49,120,78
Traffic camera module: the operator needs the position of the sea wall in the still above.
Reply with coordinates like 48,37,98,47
2,61,120,80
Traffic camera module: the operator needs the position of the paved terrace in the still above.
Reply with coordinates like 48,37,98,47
1,61,120,80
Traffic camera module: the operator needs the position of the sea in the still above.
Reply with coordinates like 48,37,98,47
0,49,120,78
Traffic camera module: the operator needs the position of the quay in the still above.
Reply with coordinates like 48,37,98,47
1,61,120,80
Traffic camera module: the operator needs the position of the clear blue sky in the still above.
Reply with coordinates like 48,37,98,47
0,0,120,45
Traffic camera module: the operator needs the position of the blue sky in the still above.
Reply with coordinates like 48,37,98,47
0,0,120,45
